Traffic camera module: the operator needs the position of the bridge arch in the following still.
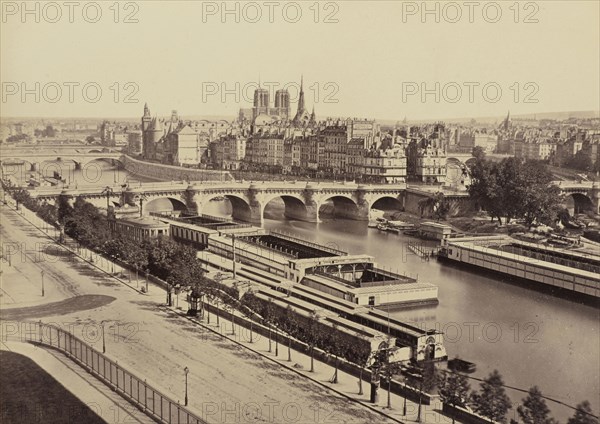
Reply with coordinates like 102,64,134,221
0,159,35,180
263,194,314,222
144,197,188,214
446,157,463,166
201,193,257,223
319,194,365,220
565,192,594,215
370,195,404,213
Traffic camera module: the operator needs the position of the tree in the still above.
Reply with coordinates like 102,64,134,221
279,306,298,362
517,386,558,424
351,343,372,395
438,371,470,424
567,401,599,424
472,146,487,161
303,311,322,373
323,325,348,384
262,299,277,353
566,150,593,172
518,161,563,227
468,157,503,222
468,157,563,226
471,370,512,423
418,192,450,221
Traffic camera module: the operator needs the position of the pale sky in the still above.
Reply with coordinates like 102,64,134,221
1,0,599,120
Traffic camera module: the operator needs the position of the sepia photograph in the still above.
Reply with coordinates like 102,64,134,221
0,1,599,423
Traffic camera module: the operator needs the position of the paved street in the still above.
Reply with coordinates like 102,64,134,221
1,202,460,424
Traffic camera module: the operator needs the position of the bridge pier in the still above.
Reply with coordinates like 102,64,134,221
232,203,263,225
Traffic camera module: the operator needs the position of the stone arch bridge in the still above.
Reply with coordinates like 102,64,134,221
554,181,600,215
30,181,416,223
0,151,123,172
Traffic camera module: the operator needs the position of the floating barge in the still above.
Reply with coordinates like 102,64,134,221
439,235,600,299
149,212,447,363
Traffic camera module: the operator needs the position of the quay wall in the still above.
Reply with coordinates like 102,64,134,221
442,404,500,424
121,155,234,182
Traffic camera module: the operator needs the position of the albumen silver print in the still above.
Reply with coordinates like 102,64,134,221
1,1,599,423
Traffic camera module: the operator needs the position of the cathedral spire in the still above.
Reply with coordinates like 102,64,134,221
297,75,305,114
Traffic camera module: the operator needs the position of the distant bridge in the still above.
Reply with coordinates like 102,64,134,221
0,152,122,171
552,180,600,214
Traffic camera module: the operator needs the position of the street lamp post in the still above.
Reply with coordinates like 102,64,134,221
145,270,149,293
401,371,407,416
101,320,106,354
103,186,113,211
386,366,392,409
138,194,148,217
417,376,423,422
40,270,45,297
184,367,189,406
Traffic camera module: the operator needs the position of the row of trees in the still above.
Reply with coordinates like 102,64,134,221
468,148,563,227
438,369,597,424
240,292,372,384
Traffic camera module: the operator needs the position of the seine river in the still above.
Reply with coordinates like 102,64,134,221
221,203,598,421
8,162,599,420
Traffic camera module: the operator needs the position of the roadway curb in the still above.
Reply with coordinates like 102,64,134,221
163,304,408,424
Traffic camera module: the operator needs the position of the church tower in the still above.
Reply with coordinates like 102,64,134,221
149,117,164,143
293,75,309,125
141,103,153,158
275,89,290,119
297,75,305,115
309,106,316,125
142,103,152,133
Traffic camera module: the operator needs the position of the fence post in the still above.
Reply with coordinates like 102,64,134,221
38,320,42,343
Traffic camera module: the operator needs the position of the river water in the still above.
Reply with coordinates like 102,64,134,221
8,162,598,420
218,204,598,421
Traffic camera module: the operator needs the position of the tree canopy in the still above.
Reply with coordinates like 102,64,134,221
468,157,563,226
517,386,558,424
471,370,512,423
